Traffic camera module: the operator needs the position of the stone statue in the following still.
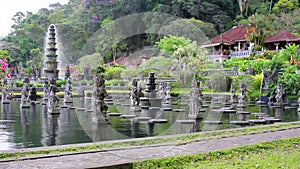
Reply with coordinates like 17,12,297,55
21,78,30,107
43,80,50,99
275,84,283,106
64,78,73,103
65,65,71,80
165,83,171,99
230,83,237,103
48,79,60,113
157,81,165,99
31,64,37,80
262,68,277,88
189,79,202,118
130,79,138,106
238,83,247,107
92,75,108,114
29,86,38,101
136,85,144,105
1,80,10,104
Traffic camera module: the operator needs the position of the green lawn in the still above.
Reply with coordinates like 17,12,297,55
134,136,300,169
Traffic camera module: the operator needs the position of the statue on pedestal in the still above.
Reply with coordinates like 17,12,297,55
275,84,283,106
48,79,60,114
21,78,30,108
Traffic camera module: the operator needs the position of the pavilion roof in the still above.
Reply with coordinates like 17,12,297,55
265,29,300,43
202,26,249,47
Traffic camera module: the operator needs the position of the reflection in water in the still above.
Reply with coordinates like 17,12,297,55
41,110,60,146
0,104,13,150
0,97,299,150
275,107,283,119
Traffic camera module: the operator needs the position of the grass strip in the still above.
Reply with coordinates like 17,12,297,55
133,136,300,169
1,122,300,160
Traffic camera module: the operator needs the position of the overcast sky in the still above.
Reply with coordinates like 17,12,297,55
0,0,69,37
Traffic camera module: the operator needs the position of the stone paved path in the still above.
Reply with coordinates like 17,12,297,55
1,127,300,169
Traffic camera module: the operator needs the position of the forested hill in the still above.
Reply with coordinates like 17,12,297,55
1,0,300,67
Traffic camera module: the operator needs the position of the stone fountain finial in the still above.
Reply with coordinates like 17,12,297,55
43,24,59,80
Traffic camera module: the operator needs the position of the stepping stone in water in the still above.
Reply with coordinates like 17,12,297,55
252,113,269,117
248,119,267,124
173,109,186,112
230,121,249,125
120,114,136,118
203,120,223,125
202,104,210,108
149,119,168,123
107,112,122,116
162,107,172,111
134,117,151,121
176,119,196,124
236,111,251,115
261,117,281,123
222,109,236,114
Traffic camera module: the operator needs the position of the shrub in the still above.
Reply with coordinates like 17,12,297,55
56,80,66,87
209,71,231,92
36,83,43,88
15,80,23,87
105,79,127,86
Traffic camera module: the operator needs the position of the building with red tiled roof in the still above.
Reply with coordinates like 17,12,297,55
265,30,300,50
202,26,300,62
202,26,249,47
201,26,252,62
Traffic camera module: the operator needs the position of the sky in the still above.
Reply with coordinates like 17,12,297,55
0,0,69,37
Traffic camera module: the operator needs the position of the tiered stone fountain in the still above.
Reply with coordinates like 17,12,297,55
139,72,162,108
43,24,59,81
43,24,60,114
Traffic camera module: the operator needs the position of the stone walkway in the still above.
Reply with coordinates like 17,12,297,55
1,127,300,169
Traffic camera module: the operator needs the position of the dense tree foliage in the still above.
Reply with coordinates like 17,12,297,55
0,0,299,69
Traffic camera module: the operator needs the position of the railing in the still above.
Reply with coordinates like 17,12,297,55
230,50,251,58
208,50,265,62
207,54,230,62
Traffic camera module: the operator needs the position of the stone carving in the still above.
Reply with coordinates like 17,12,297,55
48,79,60,114
238,83,247,107
65,65,71,80
43,80,50,99
64,78,73,103
29,86,38,101
189,79,202,118
1,80,10,104
31,64,37,80
275,84,283,106
144,72,157,98
230,83,237,103
165,83,171,99
92,75,108,115
262,68,277,88
130,79,138,106
157,81,165,99
21,78,30,107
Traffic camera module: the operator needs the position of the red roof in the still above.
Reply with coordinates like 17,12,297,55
202,26,249,46
265,30,300,43
113,57,130,65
